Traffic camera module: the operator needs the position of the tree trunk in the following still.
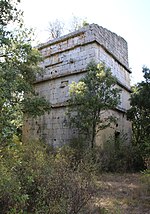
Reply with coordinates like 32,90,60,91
91,122,96,148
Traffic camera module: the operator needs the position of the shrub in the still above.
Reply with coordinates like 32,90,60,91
0,141,96,213
0,143,28,213
73,134,145,173
95,135,145,172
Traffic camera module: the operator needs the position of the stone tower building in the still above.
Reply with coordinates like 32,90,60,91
23,24,132,146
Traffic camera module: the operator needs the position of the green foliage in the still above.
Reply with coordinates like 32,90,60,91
0,0,51,144
59,135,145,174
0,0,22,27
67,137,89,164
69,134,145,173
0,141,96,213
94,134,145,172
127,67,150,157
68,61,121,148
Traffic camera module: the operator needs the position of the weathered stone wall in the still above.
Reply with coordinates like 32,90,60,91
23,24,132,145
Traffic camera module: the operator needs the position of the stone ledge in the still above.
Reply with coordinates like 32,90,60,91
38,24,130,70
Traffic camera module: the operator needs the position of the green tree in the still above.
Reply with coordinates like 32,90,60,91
68,61,121,148
127,67,150,157
0,0,51,144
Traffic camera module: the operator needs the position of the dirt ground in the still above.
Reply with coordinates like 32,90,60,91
92,173,150,214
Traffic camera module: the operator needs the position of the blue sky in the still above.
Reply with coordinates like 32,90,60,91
20,0,150,85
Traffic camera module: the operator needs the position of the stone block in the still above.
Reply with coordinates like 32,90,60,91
24,24,132,146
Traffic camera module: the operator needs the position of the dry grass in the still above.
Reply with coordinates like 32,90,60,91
91,173,150,214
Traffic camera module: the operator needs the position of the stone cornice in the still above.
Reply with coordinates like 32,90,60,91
37,24,131,74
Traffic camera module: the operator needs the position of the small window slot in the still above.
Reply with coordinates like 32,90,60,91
60,80,69,88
